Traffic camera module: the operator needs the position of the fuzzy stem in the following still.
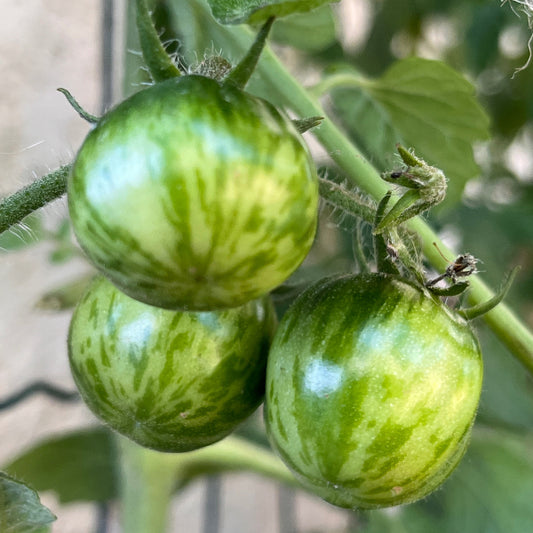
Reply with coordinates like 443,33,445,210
373,193,399,275
318,177,375,224
0,165,70,235
135,0,181,82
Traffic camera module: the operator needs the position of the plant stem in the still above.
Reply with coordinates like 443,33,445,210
0,165,70,235
118,437,180,533
173,436,297,488
117,434,297,532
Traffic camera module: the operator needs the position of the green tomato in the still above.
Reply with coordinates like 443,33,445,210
68,75,318,311
68,276,276,452
265,273,483,509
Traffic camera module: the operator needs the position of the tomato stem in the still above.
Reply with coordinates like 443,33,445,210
373,192,400,275
0,165,70,235
135,0,181,82
118,436,179,533
117,433,297,533
352,224,371,274
224,16,275,89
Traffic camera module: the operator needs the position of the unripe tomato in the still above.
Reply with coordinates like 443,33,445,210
68,276,276,452
265,273,483,509
68,75,318,311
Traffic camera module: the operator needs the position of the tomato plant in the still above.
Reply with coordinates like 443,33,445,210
68,74,318,311
68,275,276,452
2,0,533,532
265,273,483,509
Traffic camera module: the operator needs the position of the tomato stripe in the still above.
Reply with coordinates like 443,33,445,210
265,273,483,509
68,276,276,452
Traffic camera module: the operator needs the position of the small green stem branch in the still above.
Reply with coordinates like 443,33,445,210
0,165,70,235
318,177,374,224
118,434,297,532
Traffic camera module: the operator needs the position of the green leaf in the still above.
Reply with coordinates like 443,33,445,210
207,0,338,25
362,427,533,532
271,5,336,51
331,58,491,208
0,472,55,533
331,81,401,171
4,428,117,504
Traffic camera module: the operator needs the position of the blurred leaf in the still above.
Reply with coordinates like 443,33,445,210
206,0,339,25
48,248,77,264
477,323,533,431
330,75,402,171
465,3,507,73
362,427,533,533
36,273,94,311
271,5,336,51
4,428,117,504
0,472,55,533
0,214,45,252
331,58,491,208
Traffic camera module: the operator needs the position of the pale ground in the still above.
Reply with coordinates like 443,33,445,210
0,2,353,532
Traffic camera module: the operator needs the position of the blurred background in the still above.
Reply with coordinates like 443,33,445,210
2,0,533,532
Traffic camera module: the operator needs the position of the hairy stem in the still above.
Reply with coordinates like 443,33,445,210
0,165,70,235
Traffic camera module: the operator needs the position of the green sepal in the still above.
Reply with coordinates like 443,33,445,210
374,192,400,276
458,267,520,320
292,116,324,134
428,281,470,298
57,88,99,124
135,0,181,82
224,16,275,90
376,146,448,234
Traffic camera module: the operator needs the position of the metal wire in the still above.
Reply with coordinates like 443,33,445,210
0,381,79,410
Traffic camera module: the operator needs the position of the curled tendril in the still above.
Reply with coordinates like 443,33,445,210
502,0,533,75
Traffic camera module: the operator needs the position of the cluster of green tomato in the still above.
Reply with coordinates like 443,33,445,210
66,64,483,510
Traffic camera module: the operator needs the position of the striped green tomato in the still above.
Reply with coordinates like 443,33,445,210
68,276,276,452
68,75,318,311
265,273,483,509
